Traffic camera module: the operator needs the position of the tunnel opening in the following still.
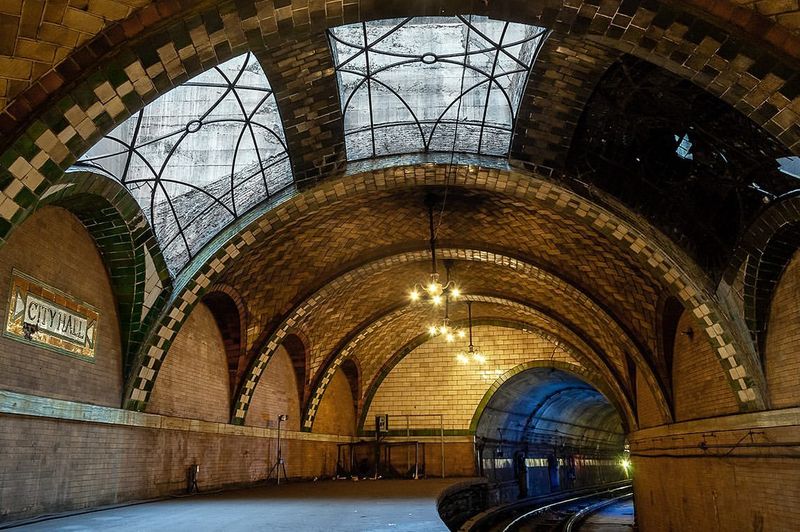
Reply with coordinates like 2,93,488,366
474,367,627,500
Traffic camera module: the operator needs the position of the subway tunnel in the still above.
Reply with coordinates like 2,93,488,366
0,3,799,531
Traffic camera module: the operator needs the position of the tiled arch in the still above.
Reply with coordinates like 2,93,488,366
122,165,767,415
229,246,661,426
300,301,634,431
202,283,249,397
339,316,639,435
467,360,634,434
722,192,800,359
3,0,800,255
37,170,170,375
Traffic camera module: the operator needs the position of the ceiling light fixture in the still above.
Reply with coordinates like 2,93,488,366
409,195,461,306
457,301,486,364
427,261,465,343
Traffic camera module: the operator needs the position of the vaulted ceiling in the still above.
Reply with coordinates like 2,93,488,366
2,0,795,429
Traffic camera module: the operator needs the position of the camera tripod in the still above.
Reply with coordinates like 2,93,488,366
267,414,289,484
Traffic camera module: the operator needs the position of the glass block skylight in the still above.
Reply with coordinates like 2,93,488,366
328,16,547,160
71,53,292,273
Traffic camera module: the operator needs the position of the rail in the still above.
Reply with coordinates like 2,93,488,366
460,480,632,531
562,490,633,531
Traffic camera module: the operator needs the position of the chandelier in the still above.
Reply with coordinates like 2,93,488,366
427,261,465,343
456,301,486,364
409,195,461,306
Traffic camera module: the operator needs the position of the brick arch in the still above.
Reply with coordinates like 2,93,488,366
339,358,360,412
511,35,621,170
353,317,638,435
0,3,787,414
470,360,637,434
37,170,170,377
304,302,637,433
202,285,248,397
282,333,308,406
2,0,800,259
657,294,686,397
232,246,661,426
121,166,765,415
468,360,633,434
722,192,800,360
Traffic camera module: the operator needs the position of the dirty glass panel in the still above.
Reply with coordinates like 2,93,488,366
71,52,292,274
329,16,547,160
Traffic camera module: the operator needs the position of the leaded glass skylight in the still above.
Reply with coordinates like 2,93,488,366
71,53,292,273
328,16,547,160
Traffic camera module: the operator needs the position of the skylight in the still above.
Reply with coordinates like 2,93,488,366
71,53,292,273
675,134,693,160
778,156,800,179
328,16,547,161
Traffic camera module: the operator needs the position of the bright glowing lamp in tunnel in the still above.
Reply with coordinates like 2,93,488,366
620,457,632,478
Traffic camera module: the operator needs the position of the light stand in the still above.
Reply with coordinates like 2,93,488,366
267,414,289,484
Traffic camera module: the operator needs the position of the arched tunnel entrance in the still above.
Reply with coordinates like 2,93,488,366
474,367,627,499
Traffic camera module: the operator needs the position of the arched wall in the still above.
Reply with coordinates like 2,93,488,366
0,205,122,406
672,310,740,422
313,368,356,437
146,302,230,423
245,345,301,431
764,250,800,408
636,370,664,430
365,325,581,433
128,167,762,424
202,287,247,395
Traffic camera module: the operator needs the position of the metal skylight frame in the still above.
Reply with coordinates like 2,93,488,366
328,16,548,160
71,52,292,273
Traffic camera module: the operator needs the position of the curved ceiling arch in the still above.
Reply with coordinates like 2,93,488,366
302,308,638,433
0,2,777,418
37,170,170,371
123,166,764,414
470,360,631,436
1,0,798,285
222,247,665,426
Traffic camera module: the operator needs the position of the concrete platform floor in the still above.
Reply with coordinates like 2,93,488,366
9,479,469,532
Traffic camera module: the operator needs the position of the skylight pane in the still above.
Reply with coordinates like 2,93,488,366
329,16,546,160
778,156,800,178
70,53,292,274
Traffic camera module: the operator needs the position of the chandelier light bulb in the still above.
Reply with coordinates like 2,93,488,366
451,287,460,299
410,289,420,302
432,295,442,306
458,330,466,339
445,333,455,342
428,325,438,336
427,281,443,297
457,353,470,364
473,352,486,364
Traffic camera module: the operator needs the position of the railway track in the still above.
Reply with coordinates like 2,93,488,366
460,481,633,532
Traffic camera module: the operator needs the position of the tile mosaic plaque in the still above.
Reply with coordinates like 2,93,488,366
5,270,99,361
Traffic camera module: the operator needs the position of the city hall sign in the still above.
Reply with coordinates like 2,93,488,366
5,271,99,361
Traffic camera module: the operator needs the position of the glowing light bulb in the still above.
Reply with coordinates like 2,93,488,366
409,289,420,302
446,333,455,342
431,295,442,306
456,353,469,364
451,287,460,298
428,326,438,336
439,325,448,335
473,353,486,364
457,330,466,339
